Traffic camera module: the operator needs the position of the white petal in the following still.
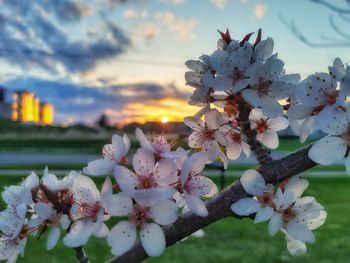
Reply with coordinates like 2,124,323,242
184,116,204,130
135,128,155,152
113,165,138,194
260,96,283,118
268,213,283,236
226,141,242,160
101,177,113,200
257,130,279,149
94,223,109,238
184,193,208,217
150,200,178,225
254,206,274,224
242,89,261,107
112,134,126,161
268,116,289,131
107,221,137,256
284,176,309,203
73,175,100,203
153,159,177,187
240,169,266,196
47,227,60,250
33,202,53,220
133,148,155,176
23,172,39,190
133,188,176,207
285,234,307,256
188,175,218,198
204,109,224,130
308,136,347,165
104,193,133,216
63,221,94,247
286,220,315,243
0,237,17,260
231,198,260,216
83,159,116,176
140,223,166,257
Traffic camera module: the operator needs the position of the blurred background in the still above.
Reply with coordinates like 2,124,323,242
0,0,349,262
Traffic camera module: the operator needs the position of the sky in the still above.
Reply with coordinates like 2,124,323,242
0,0,350,125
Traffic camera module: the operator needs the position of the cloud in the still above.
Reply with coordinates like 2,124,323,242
155,12,197,42
1,77,190,124
159,0,185,5
124,8,138,19
0,0,133,75
133,23,161,40
208,0,227,9
254,3,267,19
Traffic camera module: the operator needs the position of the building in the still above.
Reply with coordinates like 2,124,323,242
0,87,12,120
0,87,54,125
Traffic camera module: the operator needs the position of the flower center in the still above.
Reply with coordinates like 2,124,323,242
130,206,150,227
152,136,171,154
230,132,241,143
224,101,239,117
257,193,274,208
256,120,268,134
256,79,272,95
282,206,295,222
321,89,338,105
137,175,156,189
202,128,215,140
58,189,74,206
232,69,245,84
78,201,101,220
119,156,129,166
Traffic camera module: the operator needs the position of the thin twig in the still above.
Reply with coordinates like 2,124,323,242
74,246,90,263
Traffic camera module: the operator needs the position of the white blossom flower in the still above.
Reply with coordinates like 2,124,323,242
185,108,228,161
179,152,218,217
220,125,251,160
0,205,27,263
1,171,39,206
106,195,178,257
42,169,79,191
83,134,130,176
29,202,70,251
288,72,345,130
249,108,289,149
63,175,110,247
114,148,177,207
231,170,274,223
308,109,350,171
135,128,183,159
268,176,326,244
242,57,300,118
328,57,350,95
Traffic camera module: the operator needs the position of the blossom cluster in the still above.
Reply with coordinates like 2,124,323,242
1,29,348,261
0,129,218,261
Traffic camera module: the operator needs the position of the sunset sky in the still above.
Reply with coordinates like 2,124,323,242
0,0,350,125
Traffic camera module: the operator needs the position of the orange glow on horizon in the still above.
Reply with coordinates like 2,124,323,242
118,98,198,125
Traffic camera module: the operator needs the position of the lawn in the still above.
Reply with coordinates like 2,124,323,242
0,176,348,263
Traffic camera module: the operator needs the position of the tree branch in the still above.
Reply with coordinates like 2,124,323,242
73,246,90,263
238,98,273,164
106,144,317,263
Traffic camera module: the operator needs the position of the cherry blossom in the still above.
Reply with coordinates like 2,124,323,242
135,128,182,160
0,205,28,263
231,170,274,223
268,176,326,244
328,57,350,95
106,195,178,257
83,134,130,176
63,175,110,247
114,148,177,206
249,108,289,149
242,57,300,118
308,109,350,171
288,72,345,130
220,125,251,160
179,152,218,216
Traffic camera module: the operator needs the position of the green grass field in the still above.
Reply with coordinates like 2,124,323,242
0,176,348,263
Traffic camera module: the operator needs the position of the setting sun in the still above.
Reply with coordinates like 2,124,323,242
161,116,169,123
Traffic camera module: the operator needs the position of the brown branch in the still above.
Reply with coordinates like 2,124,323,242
238,98,273,164
74,246,90,263
106,144,317,263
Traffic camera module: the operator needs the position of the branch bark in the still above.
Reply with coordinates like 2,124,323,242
74,246,90,263
106,144,317,263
